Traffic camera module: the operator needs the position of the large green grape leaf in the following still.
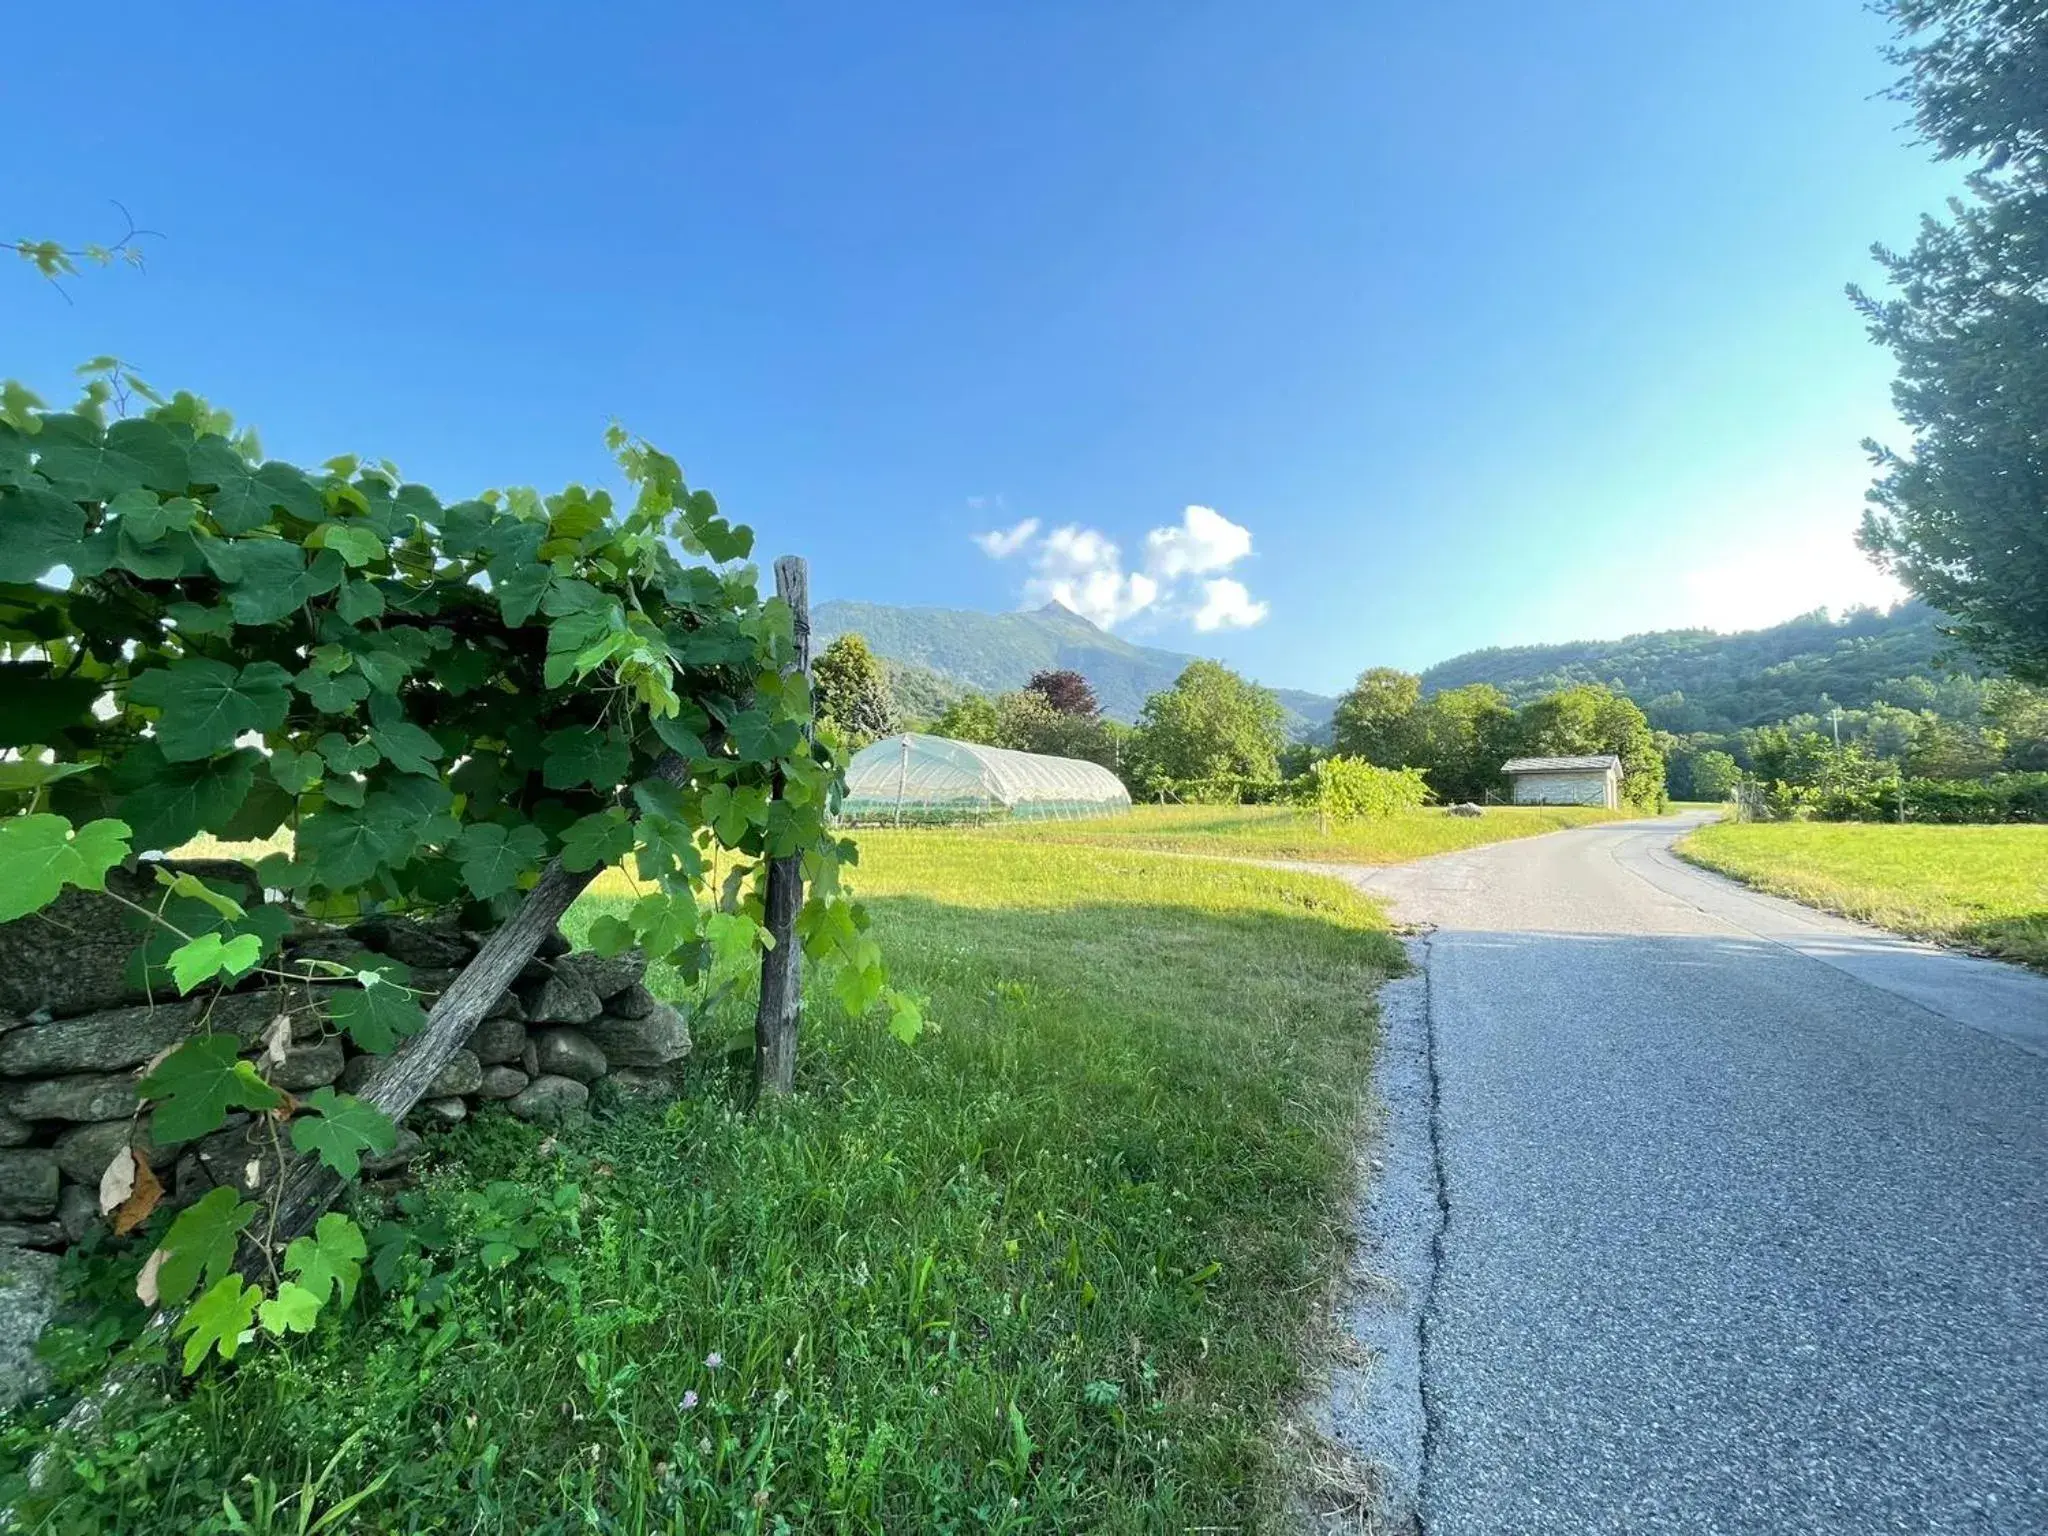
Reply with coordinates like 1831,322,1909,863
289,1089,398,1179
155,1186,258,1306
139,1034,286,1144
116,748,260,851
127,659,293,762
367,718,443,776
189,438,324,533
297,805,417,889
177,1274,262,1372
256,1279,322,1337
222,542,345,625
309,521,383,567
454,821,548,898
541,727,629,790
165,931,265,993
284,1212,368,1308
296,665,370,713
0,814,131,922
0,484,86,583
34,415,190,499
559,808,632,872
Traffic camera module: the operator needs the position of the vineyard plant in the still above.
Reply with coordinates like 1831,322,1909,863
0,362,910,1376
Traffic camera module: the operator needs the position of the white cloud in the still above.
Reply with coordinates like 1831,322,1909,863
1145,505,1253,579
975,502,1267,632
1191,577,1270,631
1022,525,1161,627
972,517,1040,559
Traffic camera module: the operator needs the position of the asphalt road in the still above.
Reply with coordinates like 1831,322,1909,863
1335,812,2048,1535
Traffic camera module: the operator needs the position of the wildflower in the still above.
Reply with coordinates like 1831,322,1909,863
680,1390,699,1411
704,1351,723,1370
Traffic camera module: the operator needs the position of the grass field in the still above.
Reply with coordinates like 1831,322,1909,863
11,834,1401,1532
969,801,1626,865
1679,821,2048,972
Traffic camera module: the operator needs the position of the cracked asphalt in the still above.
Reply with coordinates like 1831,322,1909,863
1325,812,2048,1535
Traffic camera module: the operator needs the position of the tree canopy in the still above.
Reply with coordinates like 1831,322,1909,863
1129,661,1285,793
1855,0,2048,682
811,632,896,749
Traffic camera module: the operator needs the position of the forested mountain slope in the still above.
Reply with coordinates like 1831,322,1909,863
1420,603,1975,733
814,598,1338,736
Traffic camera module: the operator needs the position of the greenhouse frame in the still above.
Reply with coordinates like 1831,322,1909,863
837,733,1132,824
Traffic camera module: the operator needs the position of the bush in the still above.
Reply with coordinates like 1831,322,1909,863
1902,773,2048,824
1289,756,1431,821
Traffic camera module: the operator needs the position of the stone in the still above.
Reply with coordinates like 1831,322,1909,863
410,1097,467,1129
476,1065,529,1101
409,968,460,1006
538,929,571,959
0,861,259,1019
469,1016,527,1066
337,1054,378,1094
0,1153,59,1219
555,950,646,1001
602,1065,687,1106
52,1120,159,1185
361,1129,423,1178
583,1004,690,1067
0,1223,63,1250
529,1028,606,1084
605,982,659,1021
347,917,476,970
0,1115,29,1148
0,1245,59,1410
520,1038,539,1077
0,1000,196,1076
57,1183,98,1245
204,986,320,1045
189,1120,268,1198
1447,802,1484,819
506,1074,588,1123
2,1072,141,1124
520,971,604,1027
428,1049,482,1099
486,989,526,1023
270,1037,346,1092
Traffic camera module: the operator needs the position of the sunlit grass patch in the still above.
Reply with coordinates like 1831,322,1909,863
14,834,1400,1532
1680,820,2048,972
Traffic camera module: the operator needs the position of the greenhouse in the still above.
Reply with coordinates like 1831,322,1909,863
838,733,1132,824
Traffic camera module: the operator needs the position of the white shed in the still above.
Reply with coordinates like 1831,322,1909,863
1501,754,1623,809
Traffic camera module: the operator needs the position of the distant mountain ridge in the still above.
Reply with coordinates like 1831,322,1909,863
812,598,1338,737
1420,602,1974,733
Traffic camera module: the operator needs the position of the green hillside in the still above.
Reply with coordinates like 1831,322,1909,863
814,598,1338,737
1420,602,1977,734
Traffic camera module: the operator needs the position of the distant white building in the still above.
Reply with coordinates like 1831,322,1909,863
1501,754,1623,809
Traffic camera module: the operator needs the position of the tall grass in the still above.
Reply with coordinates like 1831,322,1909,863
8,837,1401,1533
1680,821,2048,972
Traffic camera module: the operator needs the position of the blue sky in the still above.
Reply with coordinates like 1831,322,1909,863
4,3,1959,694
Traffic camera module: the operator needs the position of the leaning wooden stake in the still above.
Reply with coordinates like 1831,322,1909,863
754,556,811,1097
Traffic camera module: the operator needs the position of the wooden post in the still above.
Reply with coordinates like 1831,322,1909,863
754,556,809,1097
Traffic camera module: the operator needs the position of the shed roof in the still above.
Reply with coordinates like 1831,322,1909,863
1500,754,1623,774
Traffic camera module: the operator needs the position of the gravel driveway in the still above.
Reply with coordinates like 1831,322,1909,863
1316,812,2048,1534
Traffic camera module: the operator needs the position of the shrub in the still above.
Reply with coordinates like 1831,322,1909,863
1289,756,1431,821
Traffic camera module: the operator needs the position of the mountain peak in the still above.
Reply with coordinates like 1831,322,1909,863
1033,598,1096,627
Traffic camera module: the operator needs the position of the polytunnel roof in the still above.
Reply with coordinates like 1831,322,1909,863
840,732,1130,815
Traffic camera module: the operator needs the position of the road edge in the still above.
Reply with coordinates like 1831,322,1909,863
1310,935,1443,1533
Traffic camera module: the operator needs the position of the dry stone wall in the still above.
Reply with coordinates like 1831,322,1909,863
0,872,691,1257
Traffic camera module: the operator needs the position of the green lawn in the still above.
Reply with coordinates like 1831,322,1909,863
976,801,1625,865
1679,821,2048,971
10,835,1401,1533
